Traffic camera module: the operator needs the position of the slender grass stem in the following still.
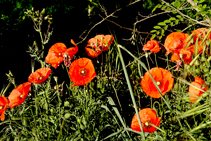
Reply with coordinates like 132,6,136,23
117,45,145,140
118,44,185,134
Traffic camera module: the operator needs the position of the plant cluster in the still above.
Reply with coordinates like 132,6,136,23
1,1,211,140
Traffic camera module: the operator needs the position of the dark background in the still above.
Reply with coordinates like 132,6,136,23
0,0,168,91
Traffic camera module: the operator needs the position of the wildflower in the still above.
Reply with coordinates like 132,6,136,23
28,68,52,84
164,32,189,55
141,67,174,98
69,58,96,86
8,82,31,109
85,34,114,58
131,108,161,133
142,40,160,53
189,76,209,102
85,47,102,58
191,28,211,43
45,39,78,68
0,95,8,121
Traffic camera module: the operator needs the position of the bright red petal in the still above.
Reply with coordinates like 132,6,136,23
28,68,52,84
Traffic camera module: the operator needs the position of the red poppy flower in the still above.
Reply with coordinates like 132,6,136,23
131,108,161,133
164,32,189,55
189,76,209,102
69,58,96,86
28,68,52,84
191,28,211,43
85,35,114,58
179,49,193,65
45,39,78,68
142,40,160,53
141,67,174,98
85,47,102,58
0,95,8,121
8,82,31,109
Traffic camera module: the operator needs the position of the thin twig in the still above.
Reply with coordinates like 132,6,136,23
77,0,141,45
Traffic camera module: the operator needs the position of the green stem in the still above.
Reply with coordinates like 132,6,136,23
117,45,145,140
118,44,185,132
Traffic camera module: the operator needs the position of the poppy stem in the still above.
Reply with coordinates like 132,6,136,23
118,44,185,133
154,53,158,67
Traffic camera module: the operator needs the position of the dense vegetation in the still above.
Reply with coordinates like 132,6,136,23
0,0,211,140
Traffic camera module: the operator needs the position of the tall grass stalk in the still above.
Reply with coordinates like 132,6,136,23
117,44,145,140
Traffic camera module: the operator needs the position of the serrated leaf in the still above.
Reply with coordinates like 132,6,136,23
158,22,166,26
169,17,176,21
150,30,157,33
154,26,161,29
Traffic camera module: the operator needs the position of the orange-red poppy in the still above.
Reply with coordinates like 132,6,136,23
45,39,78,68
8,82,31,109
0,95,8,121
189,76,209,102
191,28,211,43
142,40,160,53
141,67,174,98
28,68,52,84
131,108,161,133
85,35,114,58
69,58,96,86
179,49,193,65
164,32,189,55
85,47,102,58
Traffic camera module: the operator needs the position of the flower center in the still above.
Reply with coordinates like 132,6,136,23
143,120,152,129
39,76,43,80
20,94,23,98
79,68,88,76
0,106,3,109
58,53,62,56
156,81,160,86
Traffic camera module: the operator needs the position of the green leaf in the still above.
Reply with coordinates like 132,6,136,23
158,22,166,26
164,20,171,23
153,26,161,29
150,30,157,33
175,20,179,24
164,25,168,30
161,6,166,10
176,15,182,19
169,17,176,21
166,7,172,11
151,34,156,40
161,29,165,35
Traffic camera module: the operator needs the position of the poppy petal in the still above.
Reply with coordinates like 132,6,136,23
8,82,31,109
28,68,52,84
69,58,96,86
141,67,174,98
